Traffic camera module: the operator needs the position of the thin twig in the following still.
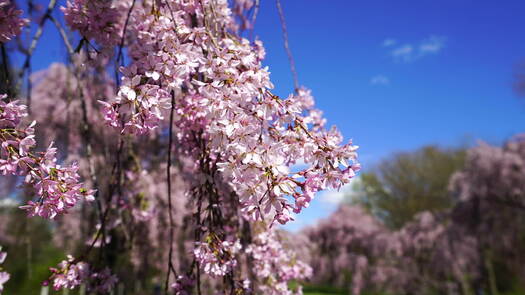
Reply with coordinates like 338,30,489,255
164,91,177,293
27,59,32,113
18,0,57,79
0,44,11,97
248,0,260,40
115,0,137,89
275,0,299,92
17,0,57,112
81,138,124,259
78,80,101,235
49,15,74,56
252,0,261,25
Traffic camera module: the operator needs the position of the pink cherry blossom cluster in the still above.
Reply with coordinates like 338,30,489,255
47,256,90,290
100,0,359,225
99,64,171,133
0,0,28,43
246,229,312,294
0,247,9,293
0,94,94,219
170,274,194,295
61,0,126,47
193,237,241,277
47,255,117,292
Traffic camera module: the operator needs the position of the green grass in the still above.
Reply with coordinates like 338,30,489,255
302,285,347,295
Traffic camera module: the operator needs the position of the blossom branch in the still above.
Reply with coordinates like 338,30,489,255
18,0,57,112
48,14,74,56
164,90,177,293
276,0,299,91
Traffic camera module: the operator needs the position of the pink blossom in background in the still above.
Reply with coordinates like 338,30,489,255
246,229,312,294
0,246,9,293
48,257,90,290
61,0,127,47
303,205,481,295
0,0,28,43
47,256,117,292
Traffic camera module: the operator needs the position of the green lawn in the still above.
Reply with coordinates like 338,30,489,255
302,285,347,295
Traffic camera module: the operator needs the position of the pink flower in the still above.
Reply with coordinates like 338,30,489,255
0,246,9,292
0,0,28,43
0,271,9,292
0,95,94,219
194,238,241,277
246,230,311,294
48,256,117,292
98,101,119,128
61,0,124,47
171,275,193,295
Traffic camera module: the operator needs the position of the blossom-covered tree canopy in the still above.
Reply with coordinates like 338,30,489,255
302,136,525,295
0,0,359,293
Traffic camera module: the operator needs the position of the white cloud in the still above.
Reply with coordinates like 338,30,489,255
370,74,390,86
0,198,19,208
318,187,348,205
318,177,363,205
419,35,446,54
386,35,446,62
382,38,397,47
391,44,415,62
318,176,366,206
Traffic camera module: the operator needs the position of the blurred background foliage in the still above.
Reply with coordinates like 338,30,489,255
302,136,525,295
352,146,466,229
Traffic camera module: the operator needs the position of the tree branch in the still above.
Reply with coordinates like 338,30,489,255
276,0,299,92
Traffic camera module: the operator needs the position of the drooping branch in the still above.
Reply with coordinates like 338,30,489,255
164,90,177,292
18,0,57,112
276,0,299,92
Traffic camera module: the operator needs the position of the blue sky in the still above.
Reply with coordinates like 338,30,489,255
249,0,525,231
14,0,525,231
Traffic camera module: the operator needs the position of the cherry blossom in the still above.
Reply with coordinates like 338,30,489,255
246,228,312,294
0,0,28,43
47,255,117,292
99,0,360,226
0,246,9,293
61,0,127,47
0,94,94,219
194,237,241,277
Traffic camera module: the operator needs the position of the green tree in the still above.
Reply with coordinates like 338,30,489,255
352,146,466,229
